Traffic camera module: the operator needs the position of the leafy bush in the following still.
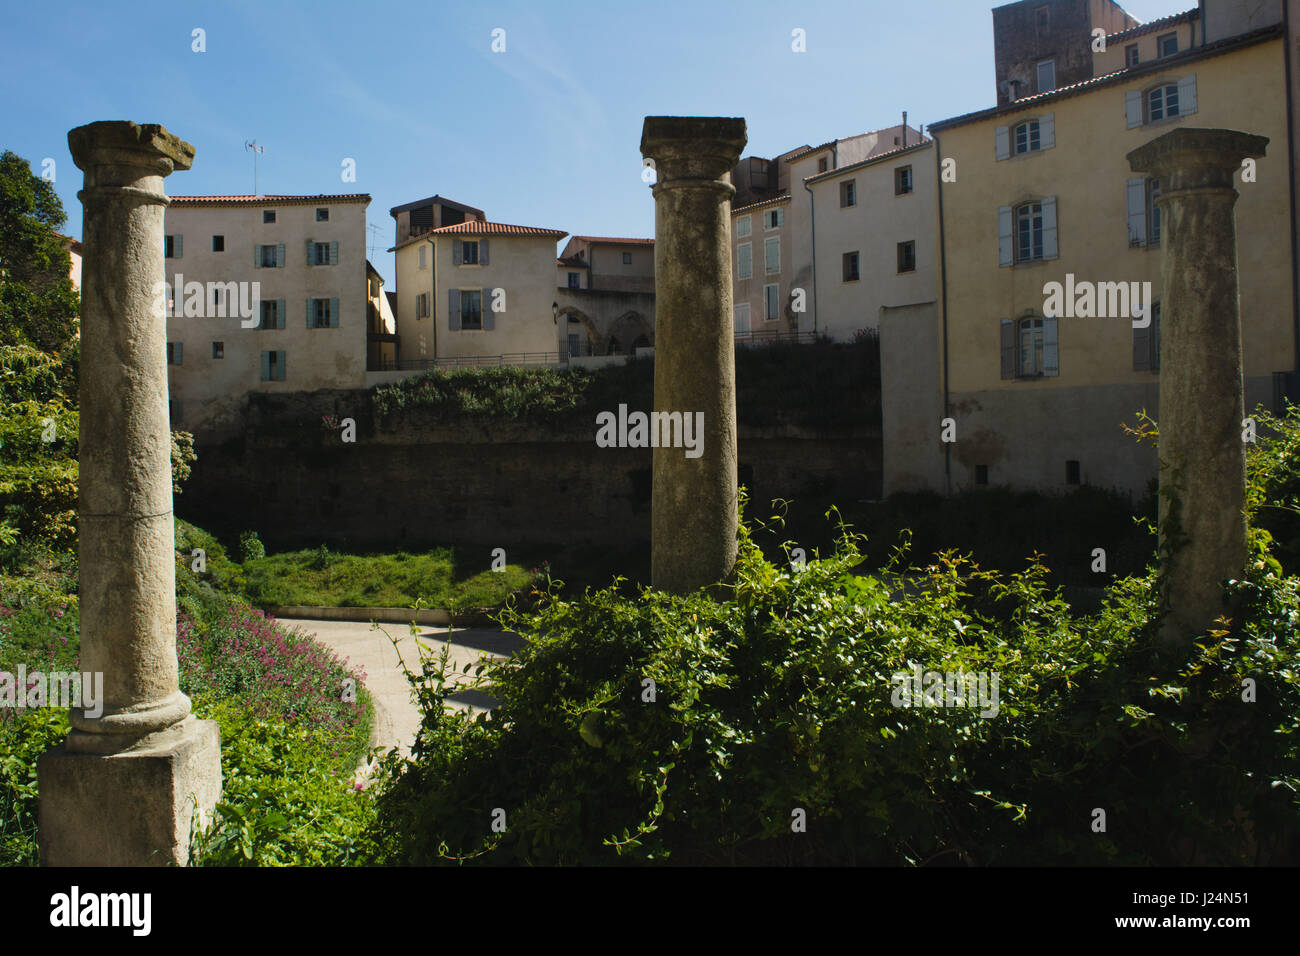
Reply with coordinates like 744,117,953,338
239,530,266,564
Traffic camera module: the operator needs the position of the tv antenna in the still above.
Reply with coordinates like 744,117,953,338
367,222,383,262
244,139,264,196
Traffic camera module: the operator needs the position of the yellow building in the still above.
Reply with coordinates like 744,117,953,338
925,2,1293,496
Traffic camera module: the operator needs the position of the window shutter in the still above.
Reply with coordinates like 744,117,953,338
449,289,461,330
175,342,182,365
1133,318,1151,371
480,239,490,266
483,288,495,330
277,299,286,329
278,351,286,381
173,235,182,259
261,350,270,381
329,241,339,265
1178,75,1197,114
1125,90,1143,128
1000,319,1016,379
1040,113,1055,150
1043,317,1059,376
276,243,285,267
997,206,1014,267
306,240,314,266
1126,178,1148,246
453,241,463,266
254,244,261,269
306,299,313,328
330,297,339,328
1041,196,1059,260
995,125,1010,161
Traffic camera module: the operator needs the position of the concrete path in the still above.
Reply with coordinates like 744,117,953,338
279,617,524,761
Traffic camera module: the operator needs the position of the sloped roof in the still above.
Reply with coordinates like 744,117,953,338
170,193,370,206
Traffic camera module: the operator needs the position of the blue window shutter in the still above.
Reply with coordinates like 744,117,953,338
306,240,314,267
449,289,461,330
174,235,182,259
278,351,286,381
276,243,285,267
175,342,182,365
483,288,495,330
1125,90,1143,128
995,126,1010,161
1041,197,1059,260
306,299,313,328
254,244,261,269
1178,75,1197,115
1000,320,1016,379
1040,113,1055,150
1126,178,1147,246
329,241,338,265
453,241,463,266
330,297,339,327
1043,317,1059,376
480,239,490,266
277,299,286,329
997,206,1014,267
261,350,270,381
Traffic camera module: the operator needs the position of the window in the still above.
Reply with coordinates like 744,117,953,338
764,284,779,320
259,299,283,329
1001,315,1059,378
734,302,751,334
308,298,337,329
1035,4,1049,30
895,166,913,195
817,157,828,173
764,236,780,274
309,241,336,266
212,341,224,359
166,342,182,365
1148,179,1161,245
462,241,479,265
840,181,857,208
738,242,752,279
622,252,632,264
1014,119,1041,155
1134,302,1162,371
1037,59,1055,93
316,207,329,221
415,293,430,319
1016,202,1044,262
262,350,286,382
212,235,225,252
765,208,784,230
258,243,281,268
568,272,580,289
1147,84,1180,122
1066,460,1081,485
263,210,276,224
897,241,916,273
418,245,427,269
1157,32,1178,57
567,333,580,357
211,286,225,311
460,289,483,330
164,235,180,258
843,251,860,282
1125,43,1139,67
736,215,752,238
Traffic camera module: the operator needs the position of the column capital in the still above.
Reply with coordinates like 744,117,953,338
1128,127,1268,193
68,121,195,182
641,116,747,184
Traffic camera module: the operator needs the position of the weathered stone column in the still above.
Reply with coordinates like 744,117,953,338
641,117,747,594
38,122,221,865
1128,128,1268,646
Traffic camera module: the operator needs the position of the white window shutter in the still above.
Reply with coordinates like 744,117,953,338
997,206,1014,267
995,125,1010,161
1043,317,1059,376
1040,113,1055,150
276,243,285,267
330,297,339,328
1125,90,1143,128
1178,75,1197,115
329,241,339,265
1042,196,1059,260
1126,178,1148,246
480,239,490,266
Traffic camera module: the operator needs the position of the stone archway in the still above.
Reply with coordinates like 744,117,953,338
555,305,601,356
610,310,654,353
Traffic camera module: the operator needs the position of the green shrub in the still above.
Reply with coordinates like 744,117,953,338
239,530,266,564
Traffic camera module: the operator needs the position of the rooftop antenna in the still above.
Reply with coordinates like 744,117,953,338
367,222,383,263
244,139,264,196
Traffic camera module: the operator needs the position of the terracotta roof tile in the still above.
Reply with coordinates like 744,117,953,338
1106,9,1198,42
732,193,792,214
429,220,567,237
169,193,371,206
572,235,654,246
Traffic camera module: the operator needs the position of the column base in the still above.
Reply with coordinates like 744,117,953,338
37,716,222,866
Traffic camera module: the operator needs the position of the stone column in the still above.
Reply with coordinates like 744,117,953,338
38,122,221,866
1127,128,1268,646
641,117,747,594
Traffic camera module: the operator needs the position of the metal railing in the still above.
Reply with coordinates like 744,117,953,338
734,329,818,347
376,352,563,372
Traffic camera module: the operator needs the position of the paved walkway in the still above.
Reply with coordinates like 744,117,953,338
281,617,524,760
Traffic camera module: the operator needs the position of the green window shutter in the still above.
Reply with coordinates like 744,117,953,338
261,351,270,381
307,299,313,328
453,241,463,266
480,239,490,266
276,243,285,268
330,297,339,328
175,235,182,259
1000,320,1016,379
306,240,314,267
483,288,495,330
277,351,286,381
329,241,339,265
277,299,286,329
449,289,461,330
175,342,182,365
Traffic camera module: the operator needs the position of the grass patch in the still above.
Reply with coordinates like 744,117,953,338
242,545,534,611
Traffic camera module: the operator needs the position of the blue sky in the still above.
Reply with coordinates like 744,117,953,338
2,0,1186,287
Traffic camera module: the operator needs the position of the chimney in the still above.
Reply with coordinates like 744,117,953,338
902,111,908,147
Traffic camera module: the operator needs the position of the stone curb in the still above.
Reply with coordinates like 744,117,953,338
264,605,451,625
